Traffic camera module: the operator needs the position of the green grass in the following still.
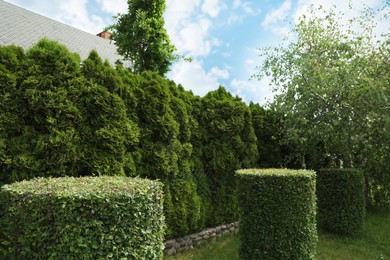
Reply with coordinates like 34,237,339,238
165,210,390,260
166,234,240,260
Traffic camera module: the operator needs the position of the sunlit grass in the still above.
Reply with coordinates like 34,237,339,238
165,209,390,260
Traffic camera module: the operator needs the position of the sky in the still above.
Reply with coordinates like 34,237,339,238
3,0,389,105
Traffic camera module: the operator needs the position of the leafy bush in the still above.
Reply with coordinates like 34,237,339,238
317,168,366,235
236,168,317,260
0,176,164,259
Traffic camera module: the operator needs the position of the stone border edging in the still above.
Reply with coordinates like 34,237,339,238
164,221,239,255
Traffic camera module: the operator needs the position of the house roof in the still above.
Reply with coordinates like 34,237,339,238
0,0,123,66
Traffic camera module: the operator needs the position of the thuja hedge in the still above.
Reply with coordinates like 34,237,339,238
0,40,259,239
198,88,258,226
0,176,164,259
236,169,317,260
317,168,365,235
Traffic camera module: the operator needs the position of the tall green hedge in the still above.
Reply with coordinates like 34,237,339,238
236,169,317,260
198,87,258,226
0,176,164,259
0,39,263,239
0,40,139,182
129,72,203,238
317,168,366,235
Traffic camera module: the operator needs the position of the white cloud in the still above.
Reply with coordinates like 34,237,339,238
233,0,259,15
209,66,229,79
245,59,254,65
165,0,222,57
262,0,292,29
227,1,260,26
241,2,260,15
202,0,226,18
227,13,244,24
96,0,128,15
168,60,227,97
233,0,241,9
58,0,108,33
175,19,214,56
165,0,201,30
230,78,274,105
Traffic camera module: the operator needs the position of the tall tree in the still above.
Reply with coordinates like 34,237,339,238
109,0,176,75
256,4,389,206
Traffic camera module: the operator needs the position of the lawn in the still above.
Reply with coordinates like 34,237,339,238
166,209,390,260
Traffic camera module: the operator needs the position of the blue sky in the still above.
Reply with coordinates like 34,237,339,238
3,0,389,105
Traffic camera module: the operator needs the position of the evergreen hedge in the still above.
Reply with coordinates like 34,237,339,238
199,88,258,227
0,40,260,239
0,176,164,259
317,168,366,235
236,169,317,260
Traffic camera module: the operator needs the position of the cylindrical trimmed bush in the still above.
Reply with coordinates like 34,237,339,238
236,168,317,260
317,168,365,235
0,176,164,259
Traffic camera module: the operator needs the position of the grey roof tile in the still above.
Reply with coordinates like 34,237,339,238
0,0,123,66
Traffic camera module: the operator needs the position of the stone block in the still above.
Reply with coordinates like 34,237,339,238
194,236,203,242
165,239,175,249
165,247,176,255
216,226,222,234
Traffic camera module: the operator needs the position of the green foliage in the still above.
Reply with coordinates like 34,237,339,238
257,3,389,205
131,72,201,238
0,39,139,182
0,45,25,185
365,139,390,209
1,39,83,181
236,169,317,260
249,103,298,168
163,178,202,238
317,168,366,235
0,38,265,240
198,87,258,226
82,50,123,93
75,82,139,176
0,176,165,259
109,0,176,75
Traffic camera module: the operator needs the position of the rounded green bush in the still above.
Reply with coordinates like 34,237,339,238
317,168,365,235
236,168,317,260
0,176,164,259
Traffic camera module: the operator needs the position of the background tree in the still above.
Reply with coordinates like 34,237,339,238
109,0,176,75
256,4,389,207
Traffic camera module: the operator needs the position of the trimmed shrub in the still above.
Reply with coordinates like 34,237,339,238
0,176,164,259
236,168,317,260
317,168,365,235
